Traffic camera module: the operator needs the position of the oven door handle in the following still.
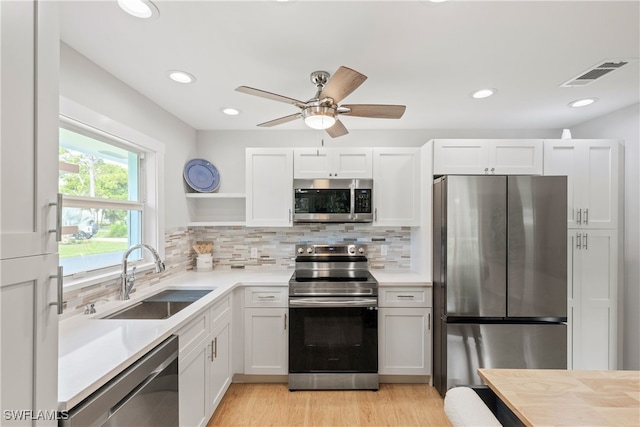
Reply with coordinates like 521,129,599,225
289,297,378,308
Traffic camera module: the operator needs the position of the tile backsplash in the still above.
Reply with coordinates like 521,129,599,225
61,224,412,317
192,223,412,270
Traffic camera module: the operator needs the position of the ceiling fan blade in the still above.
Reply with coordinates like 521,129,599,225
341,104,406,119
257,113,302,128
319,66,367,104
236,86,307,108
325,119,349,138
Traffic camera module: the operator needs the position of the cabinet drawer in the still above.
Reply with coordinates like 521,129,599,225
244,287,288,307
211,295,232,328
379,287,431,307
177,310,209,357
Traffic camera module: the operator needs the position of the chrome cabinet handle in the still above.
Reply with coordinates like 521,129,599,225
577,208,582,225
374,208,378,222
49,266,63,314
258,295,275,299
213,337,217,359
397,295,415,299
289,209,292,223
584,208,589,225
48,193,63,242
583,233,588,250
427,313,431,331
284,313,287,331
576,233,582,250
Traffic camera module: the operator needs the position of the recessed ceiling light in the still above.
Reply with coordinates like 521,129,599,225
117,0,159,19
168,70,196,84
471,88,496,99
568,98,598,108
221,108,241,116
430,0,448,3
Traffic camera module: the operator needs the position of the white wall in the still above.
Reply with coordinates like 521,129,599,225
572,103,640,370
59,43,197,228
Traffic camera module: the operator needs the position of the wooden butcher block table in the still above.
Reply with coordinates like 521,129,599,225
478,368,640,426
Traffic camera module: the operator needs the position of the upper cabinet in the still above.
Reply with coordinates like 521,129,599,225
1,0,60,259
246,148,293,227
433,139,543,175
373,148,421,227
293,148,372,179
543,140,620,229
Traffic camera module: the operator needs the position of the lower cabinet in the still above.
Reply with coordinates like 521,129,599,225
378,286,432,376
244,287,288,375
178,295,232,427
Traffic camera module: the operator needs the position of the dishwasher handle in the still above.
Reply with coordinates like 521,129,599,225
61,335,178,427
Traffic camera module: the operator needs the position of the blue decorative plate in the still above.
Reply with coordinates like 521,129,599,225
184,158,220,192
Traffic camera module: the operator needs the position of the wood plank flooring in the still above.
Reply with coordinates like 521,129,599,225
207,383,452,427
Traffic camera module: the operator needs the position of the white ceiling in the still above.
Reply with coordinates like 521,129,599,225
59,1,640,134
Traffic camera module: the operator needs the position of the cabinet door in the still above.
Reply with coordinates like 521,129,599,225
332,148,373,178
373,148,420,226
491,139,542,175
294,148,372,178
543,141,581,228
378,307,431,375
1,255,59,427
246,148,293,226
244,308,288,374
544,140,619,229
209,321,231,413
1,0,59,259
433,140,489,175
293,148,331,178
179,342,210,427
580,142,619,229
571,230,618,370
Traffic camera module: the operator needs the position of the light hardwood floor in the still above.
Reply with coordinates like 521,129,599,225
207,383,452,427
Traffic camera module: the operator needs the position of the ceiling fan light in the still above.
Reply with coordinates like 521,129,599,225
303,107,336,130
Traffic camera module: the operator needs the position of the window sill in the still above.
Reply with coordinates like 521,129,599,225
63,262,157,293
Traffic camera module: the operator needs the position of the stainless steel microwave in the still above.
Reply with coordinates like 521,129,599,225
293,179,373,223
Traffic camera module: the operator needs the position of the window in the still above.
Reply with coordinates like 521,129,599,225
59,123,144,275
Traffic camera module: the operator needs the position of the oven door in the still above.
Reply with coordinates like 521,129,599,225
288,297,378,373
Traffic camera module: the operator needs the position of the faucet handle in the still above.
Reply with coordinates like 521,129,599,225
84,298,109,315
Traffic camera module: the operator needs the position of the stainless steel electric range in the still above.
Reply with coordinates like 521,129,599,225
288,244,378,391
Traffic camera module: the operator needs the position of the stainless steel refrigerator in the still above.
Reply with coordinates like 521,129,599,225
433,175,568,397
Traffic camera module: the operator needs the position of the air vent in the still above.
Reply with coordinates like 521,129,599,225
560,60,630,87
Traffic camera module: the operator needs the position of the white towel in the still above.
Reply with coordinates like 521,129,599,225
444,387,502,427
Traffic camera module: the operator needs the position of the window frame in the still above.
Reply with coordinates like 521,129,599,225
60,97,165,292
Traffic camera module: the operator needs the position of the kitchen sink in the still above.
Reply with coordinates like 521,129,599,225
103,289,214,320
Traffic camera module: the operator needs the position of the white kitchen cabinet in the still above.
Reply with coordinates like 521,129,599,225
178,295,232,426
244,287,288,375
294,147,372,179
179,340,211,427
246,148,293,226
378,286,432,376
433,139,543,175
0,2,59,426
372,148,420,226
568,230,618,370
543,139,620,229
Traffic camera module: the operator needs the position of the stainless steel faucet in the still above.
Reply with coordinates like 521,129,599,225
121,244,166,300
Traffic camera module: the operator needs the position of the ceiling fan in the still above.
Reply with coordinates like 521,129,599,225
235,66,406,138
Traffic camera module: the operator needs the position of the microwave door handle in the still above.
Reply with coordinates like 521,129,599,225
350,186,355,220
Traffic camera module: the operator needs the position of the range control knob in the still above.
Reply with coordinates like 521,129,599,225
348,246,356,254
358,247,365,254
297,247,304,254
306,247,313,254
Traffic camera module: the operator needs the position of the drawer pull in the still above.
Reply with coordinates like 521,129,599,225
397,295,415,299
257,295,276,299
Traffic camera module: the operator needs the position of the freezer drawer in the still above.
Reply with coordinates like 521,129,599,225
445,323,566,391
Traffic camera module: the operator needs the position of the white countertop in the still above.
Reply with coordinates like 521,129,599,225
58,269,430,410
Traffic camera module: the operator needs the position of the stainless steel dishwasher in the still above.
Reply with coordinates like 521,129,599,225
62,335,178,427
